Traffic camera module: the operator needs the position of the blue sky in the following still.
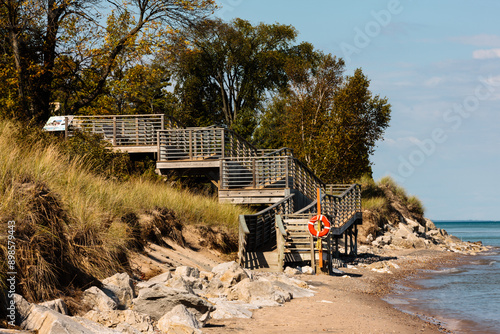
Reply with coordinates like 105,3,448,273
214,0,500,220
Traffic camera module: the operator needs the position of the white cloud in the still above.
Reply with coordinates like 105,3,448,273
452,34,500,47
472,48,500,59
424,76,444,87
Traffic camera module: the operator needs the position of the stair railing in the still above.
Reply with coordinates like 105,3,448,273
238,194,295,267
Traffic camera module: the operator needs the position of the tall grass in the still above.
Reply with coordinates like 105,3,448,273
0,120,250,302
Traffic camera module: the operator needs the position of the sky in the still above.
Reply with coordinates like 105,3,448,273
213,0,500,221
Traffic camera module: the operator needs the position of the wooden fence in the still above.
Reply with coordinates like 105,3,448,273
68,114,181,147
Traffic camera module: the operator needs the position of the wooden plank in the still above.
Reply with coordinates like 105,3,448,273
219,197,283,204
111,145,158,153
156,161,220,169
218,189,286,197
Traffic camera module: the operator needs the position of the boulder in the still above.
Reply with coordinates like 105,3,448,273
137,271,173,290
227,278,291,306
83,310,155,333
271,280,314,299
301,266,314,275
157,304,202,333
39,299,68,315
209,298,260,319
131,284,214,321
174,266,200,279
14,294,120,334
102,272,136,308
211,261,250,288
199,271,214,282
424,218,437,231
284,267,301,276
82,286,118,312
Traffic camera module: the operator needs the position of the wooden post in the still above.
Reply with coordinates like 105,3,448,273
252,158,256,188
64,116,68,139
310,235,315,273
135,117,139,145
189,130,193,159
112,116,117,146
221,128,225,159
157,131,161,161
285,157,289,189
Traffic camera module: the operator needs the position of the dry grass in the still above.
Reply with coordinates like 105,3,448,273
0,120,250,303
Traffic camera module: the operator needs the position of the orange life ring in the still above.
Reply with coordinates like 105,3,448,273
308,215,331,238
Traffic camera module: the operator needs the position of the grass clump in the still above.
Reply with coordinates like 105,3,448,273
0,119,249,305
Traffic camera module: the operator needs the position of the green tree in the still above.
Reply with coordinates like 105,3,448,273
167,18,302,138
259,52,391,183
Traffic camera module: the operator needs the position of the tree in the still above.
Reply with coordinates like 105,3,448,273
259,52,391,183
167,18,302,138
0,0,216,124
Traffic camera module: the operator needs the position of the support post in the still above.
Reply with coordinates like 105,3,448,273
64,116,68,139
112,116,117,146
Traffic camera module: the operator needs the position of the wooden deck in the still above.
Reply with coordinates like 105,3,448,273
58,113,363,272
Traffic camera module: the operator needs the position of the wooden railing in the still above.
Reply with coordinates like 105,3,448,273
220,156,289,189
157,127,258,162
68,114,181,146
295,184,361,228
238,194,295,266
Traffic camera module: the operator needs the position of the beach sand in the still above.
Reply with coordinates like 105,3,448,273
203,248,467,334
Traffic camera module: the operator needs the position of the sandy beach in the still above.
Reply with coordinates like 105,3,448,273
203,248,471,334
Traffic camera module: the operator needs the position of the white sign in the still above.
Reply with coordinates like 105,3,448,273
43,116,73,132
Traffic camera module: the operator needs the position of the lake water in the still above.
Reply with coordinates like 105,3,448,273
386,221,500,333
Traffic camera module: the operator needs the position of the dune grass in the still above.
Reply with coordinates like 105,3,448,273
0,120,251,302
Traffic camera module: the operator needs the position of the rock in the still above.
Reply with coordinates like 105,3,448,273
39,299,69,315
227,278,291,306
202,277,226,298
211,261,249,288
424,218,437,231
199,271,214,282
115,322,143,334
82,286,118,312
165,276,196,294
366,233,374,243
102,272,136,308
395,223,414,239
272,280,314,299
83,310,155,333
373,235,392,247
174,266,200,279
137,271,173,290
209,298,260,319
301,266,314,275
406,218,424,234
219,267,249,288
284,267,301,276
14,294,121,334
131,284,214,321
157,305,202,334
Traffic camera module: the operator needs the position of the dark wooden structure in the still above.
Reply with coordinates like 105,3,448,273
62,114,362,272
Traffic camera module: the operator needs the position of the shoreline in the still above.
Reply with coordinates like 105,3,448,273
204,247,489,334
384,247,500,334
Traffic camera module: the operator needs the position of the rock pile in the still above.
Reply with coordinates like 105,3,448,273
365,216,489,254
13,261,314,334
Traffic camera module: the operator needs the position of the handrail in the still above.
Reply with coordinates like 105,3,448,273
69,114,168,147
262,147,294,157
238,194,295,266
